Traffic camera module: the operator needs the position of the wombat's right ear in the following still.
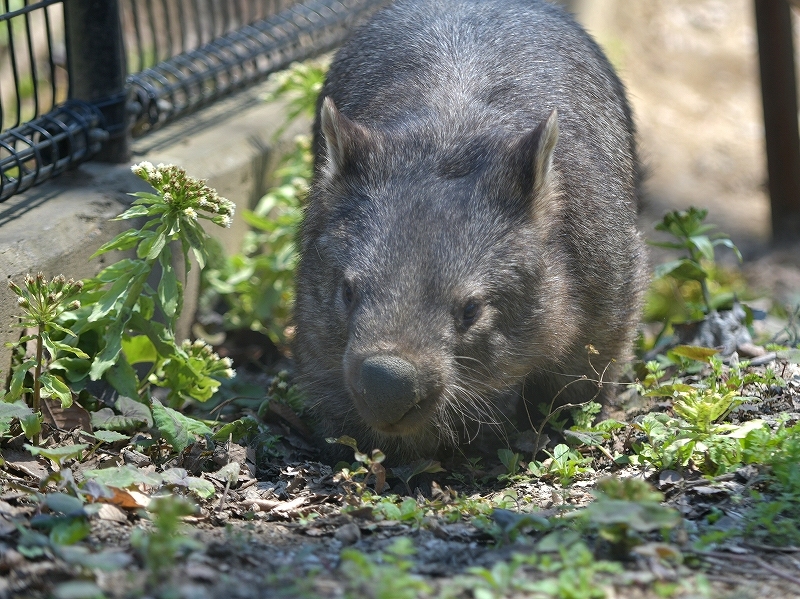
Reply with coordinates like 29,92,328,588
320,97,373,178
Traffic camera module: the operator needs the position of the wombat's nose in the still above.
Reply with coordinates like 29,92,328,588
360,355,420,424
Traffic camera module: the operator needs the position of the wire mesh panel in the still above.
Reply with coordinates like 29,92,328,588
0,0,66,132
0,0,387,204
0,101,104,200
121,0,298,74
125,0,389,136
0,1,108,203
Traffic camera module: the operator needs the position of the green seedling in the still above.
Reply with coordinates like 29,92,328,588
130,495,201,589
646,207,746,345
497,448,523,479
529,443,594,486
461,540,621,599
331,435,388,495
368,496,427,527
340,537,431,599
4,274,87,442
570,477,682,560
390,459,445,495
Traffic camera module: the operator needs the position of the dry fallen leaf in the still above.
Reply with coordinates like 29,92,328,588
96,503,128,523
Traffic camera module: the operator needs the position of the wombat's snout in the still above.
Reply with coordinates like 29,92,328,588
353,354,435,434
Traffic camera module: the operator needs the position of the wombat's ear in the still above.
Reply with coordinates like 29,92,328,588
527,109,559,196
320,97,373,178
515,109,560,226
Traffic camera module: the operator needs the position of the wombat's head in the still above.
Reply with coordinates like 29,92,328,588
295,98,578,458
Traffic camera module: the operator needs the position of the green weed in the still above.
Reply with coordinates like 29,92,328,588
3,274,85,442
460,540,622,599
569,478,682,559
201,60,323,345
202,137,309,344
528,444,595,486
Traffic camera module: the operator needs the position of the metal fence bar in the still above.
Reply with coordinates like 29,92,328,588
64,0,129,162
118,0,300,74
754,0,800,245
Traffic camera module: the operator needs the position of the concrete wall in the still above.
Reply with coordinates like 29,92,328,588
0,82,311,378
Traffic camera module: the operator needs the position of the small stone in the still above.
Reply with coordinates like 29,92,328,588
334,522,361,545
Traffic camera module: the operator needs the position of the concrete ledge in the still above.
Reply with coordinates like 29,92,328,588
0,80,310,375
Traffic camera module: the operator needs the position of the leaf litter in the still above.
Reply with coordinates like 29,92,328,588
0,353,798,599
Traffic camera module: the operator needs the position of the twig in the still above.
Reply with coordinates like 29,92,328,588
742,542,800,554
696,550,800,586
746,352,779,367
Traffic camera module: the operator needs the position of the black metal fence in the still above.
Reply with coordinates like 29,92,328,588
0,0,388,204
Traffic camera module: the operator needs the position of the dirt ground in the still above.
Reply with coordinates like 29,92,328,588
2,2,800,599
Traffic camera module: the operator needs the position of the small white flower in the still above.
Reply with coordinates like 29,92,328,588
163,192,173,203
219,215,232,228
183,207,198,220
137,160,153,170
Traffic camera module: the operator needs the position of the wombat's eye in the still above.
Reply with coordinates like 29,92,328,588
342,280,355,307
461,300,482,328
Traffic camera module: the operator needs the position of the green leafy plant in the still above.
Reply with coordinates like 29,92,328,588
201,60,323,345
201,134,309,345
331,435,388,495
740,420,800,545
633,353,776,475
63,162,236,406
263,59,327,135
460,539,622,599
650,207,742,311
497,448,523,479
390,459,445,495
529,443,594,486
2,163,236,457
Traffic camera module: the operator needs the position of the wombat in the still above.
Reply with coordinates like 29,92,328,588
294,0,648,460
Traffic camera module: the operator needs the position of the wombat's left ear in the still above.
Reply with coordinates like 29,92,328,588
524,109,558,197
514,109,560,226
320,97,374,178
